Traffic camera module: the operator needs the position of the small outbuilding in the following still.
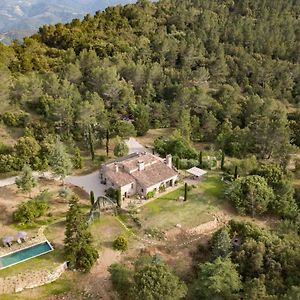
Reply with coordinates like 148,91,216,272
186,167,207,180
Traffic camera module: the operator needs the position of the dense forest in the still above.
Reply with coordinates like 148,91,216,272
0,0,300,298
1,0,300,166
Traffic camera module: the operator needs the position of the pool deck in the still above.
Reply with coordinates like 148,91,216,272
0,226,46,257
0,240,54,270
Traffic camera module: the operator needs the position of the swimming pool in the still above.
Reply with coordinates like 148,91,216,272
0,241,53,270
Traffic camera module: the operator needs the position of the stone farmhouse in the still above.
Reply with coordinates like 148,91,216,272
99,152,178,199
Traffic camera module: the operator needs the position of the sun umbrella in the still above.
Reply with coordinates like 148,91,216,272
2,236,13,244
17,231,27,239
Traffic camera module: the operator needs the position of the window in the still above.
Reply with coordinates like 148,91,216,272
131,183,134,189
141,189,144,193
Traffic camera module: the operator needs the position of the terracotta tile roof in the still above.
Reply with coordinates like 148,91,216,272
131,161,178,188
121,153,158,172
105,169,134,187
101,152,177,188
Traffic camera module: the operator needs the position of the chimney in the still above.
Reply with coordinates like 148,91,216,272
138,160,145,171
166,154,172,168
114,163,119,173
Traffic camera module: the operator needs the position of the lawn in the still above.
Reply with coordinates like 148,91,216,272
139,173,225,230
90,215,129,248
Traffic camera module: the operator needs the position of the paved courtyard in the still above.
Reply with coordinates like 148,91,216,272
64,170,106,199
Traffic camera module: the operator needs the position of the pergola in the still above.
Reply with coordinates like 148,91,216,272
186,167,207,179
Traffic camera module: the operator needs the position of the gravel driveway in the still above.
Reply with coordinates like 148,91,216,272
64,171,105,199
0,138,149,198
125,137,150,154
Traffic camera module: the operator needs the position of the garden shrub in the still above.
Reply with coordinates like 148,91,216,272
113,236,128,251
58,187,71,198
159,184,166,193
146,190,155,199
36,189,53,201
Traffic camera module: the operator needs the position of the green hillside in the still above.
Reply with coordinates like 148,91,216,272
1,0,300,162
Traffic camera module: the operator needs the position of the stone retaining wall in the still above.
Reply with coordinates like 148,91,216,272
0,262,68,294
186,218,219,236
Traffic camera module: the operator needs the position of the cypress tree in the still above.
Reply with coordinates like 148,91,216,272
199,151,203,168
73,147,83,169
90,191,95,206
88,126,95,161
234,166,238,180
221,151,225,170
116,189,122,207
184,183,188,201
64,195,98,272
106,129,110,157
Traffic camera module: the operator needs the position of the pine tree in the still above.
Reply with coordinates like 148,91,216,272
178,108,192,140
64,195,98,272
49,137,72,181
15,165,37,197
133,104,150,136
211,229,232,259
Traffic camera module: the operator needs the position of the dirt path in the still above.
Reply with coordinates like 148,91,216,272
77,248,122,299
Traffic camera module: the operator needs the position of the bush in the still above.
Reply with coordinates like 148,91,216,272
146,190,155,199
33,189,53,202
114,139,129,157
1,111,28,127
108,263,133,298
154,136,198,159
13,198,49,224
202,157,217,170
179,158,199,169
159,184,166,193
0,142,13,155
106,187,117,201
0,154,21,173
58,187,71,198
113,236,128,251
144,227,165,240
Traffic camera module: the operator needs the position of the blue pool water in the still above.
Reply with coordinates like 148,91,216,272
0,241,53,269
